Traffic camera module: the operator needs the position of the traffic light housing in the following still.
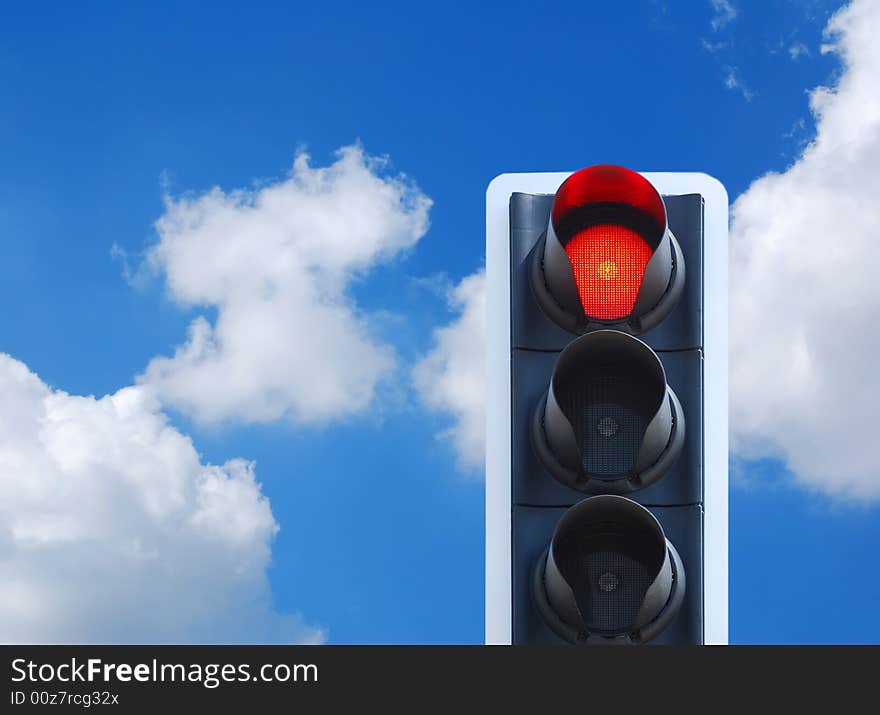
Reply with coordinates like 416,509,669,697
531,330,685,494
486,166,728,645
532,496,685,645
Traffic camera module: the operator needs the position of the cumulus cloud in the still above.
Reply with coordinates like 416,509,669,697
730,0,880,500
0,354,323,643
139,145,431,426
413,270,486,472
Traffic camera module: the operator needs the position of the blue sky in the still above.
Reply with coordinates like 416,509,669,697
1,0,877,644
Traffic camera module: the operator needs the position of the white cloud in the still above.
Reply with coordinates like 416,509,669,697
701,38,728,54
710,0,738,31
723,65,754,101
731,0,880,500
789,41,810,60
139,145,431,426
0,354,323,643
413,270,486,472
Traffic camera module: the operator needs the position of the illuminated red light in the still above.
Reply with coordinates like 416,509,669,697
551,165,666,322
565,224,653,320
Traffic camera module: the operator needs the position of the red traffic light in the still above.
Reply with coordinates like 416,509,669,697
564,224,653,320
531,164,684,335
553,165,667,321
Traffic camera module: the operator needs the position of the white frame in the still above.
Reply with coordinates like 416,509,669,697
485,171,729,645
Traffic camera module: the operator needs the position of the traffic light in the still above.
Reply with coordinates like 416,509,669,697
485,165,728,645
